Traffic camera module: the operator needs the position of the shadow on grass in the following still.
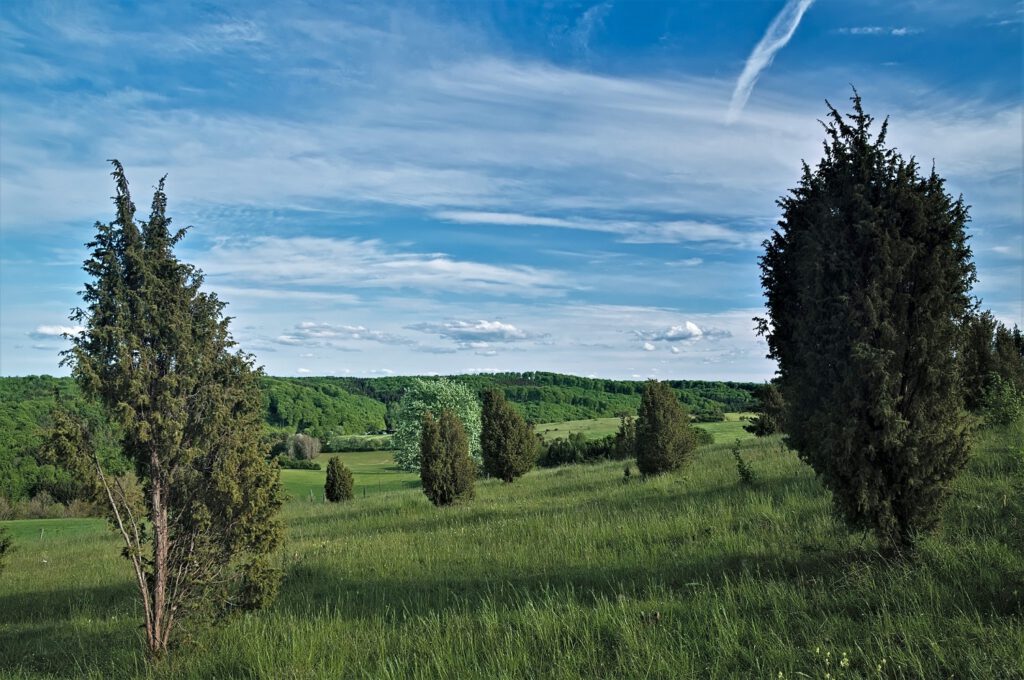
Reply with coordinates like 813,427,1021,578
0,582,141,678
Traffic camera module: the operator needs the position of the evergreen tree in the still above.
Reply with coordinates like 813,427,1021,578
756,93,976,551
743,382,786,436
480,389,537,482
634,381,696,475
419,409,475,506
325,457,354,502
59,162,283,656
612,413,637,459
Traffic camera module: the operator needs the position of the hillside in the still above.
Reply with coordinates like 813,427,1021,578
0,373,758,502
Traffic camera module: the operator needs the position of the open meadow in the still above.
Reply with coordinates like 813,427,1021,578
1,419,1021,679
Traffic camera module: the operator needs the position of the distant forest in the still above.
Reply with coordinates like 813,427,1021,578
0,373,758,502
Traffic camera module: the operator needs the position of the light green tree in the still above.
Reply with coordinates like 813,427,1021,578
393,378,481,471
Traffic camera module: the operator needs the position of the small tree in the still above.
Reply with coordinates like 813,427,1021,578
288,433,322,460
394,378,482,471
325,457,354,502
612,414,637,459
757,93,975,551
743,382,786,437
420,410,475,506
480,389,537,482
58,162,283,656
634,381,696,475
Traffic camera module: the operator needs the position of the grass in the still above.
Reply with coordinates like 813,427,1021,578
537,413,757,445
280,451,420,502
1,422,1021,678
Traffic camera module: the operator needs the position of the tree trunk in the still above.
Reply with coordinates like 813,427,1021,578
148,449,170,657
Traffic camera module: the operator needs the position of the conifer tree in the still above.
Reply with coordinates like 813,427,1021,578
743,382,786,437
634,381,696,475
420,409,475,505
59,162,283,656
481,389,537,482
325,457,354,502
757,93,976,551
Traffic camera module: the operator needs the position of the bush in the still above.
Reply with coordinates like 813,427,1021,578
731,439,755,486
325,457,354,502
981,374,1024,426
693,427,715,447
419,410,475,506
275,456,321,470
635,381,696,475
326,434,393,452
0,527,10,573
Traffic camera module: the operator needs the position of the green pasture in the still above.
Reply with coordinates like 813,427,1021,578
537,413,757,445
1,422,1021,678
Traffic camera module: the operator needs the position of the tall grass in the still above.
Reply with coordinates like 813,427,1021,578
1,425,1021,678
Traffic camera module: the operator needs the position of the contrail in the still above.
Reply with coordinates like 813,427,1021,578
726,0,815,123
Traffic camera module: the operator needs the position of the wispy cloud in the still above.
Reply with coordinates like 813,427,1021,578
407,320,543,346
727,0,815,122
435,211,764,248
198,236,570,298
836,26,921,36
572,2,613,56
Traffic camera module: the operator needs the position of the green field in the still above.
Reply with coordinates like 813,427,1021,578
537,413,757,444
280,451,420,502
1,423,1021,678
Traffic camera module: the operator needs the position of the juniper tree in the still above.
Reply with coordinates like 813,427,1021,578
325,457,354,502
757,93,975,551
59,162,283,656
419,410,475,506
0,527,10,573
480,389,537,482
634,380,696,475
743,382,785,437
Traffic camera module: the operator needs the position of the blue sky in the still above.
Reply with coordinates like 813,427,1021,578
1,0,1021,381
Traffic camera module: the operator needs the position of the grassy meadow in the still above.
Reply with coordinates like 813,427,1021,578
1,420,1022,679
537,412,757,444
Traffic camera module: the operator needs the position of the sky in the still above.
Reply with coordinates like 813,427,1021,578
1,0,1021,381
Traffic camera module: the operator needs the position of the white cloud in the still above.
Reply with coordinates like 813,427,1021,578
727,0,815,122
197,237,569,298
296,367,311,374
407,319,540,345
667,258,704,267
29,324,83,339
642,342,656,351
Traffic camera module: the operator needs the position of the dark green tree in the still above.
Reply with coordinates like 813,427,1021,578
743,382,786,437
634,380,696,475
756,94,976,551
419,409,475,506
480,389,537,482
59,162,284,656
613,413,637,459
325,457,354,502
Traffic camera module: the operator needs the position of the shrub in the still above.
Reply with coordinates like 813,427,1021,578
731,439,755,486
275,456,321,470
325,457,354,502
481,389,537,482
419,410,475,506
693,427,715,447
635,380,696,475
0,527,10,573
